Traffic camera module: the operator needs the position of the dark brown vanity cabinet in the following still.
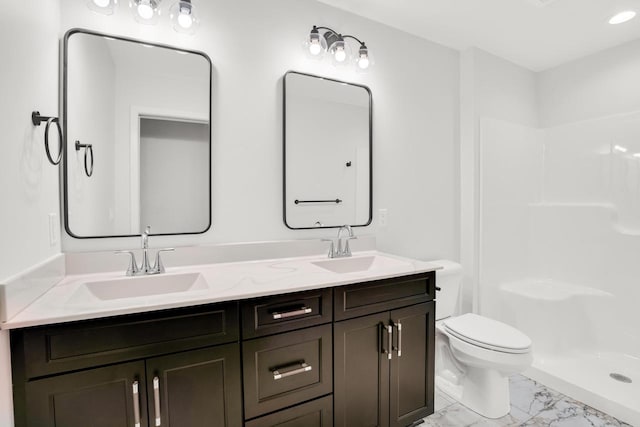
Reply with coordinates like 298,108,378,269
11,302,242,427
334,272,436,427
10,271,436,427
241,289,334,426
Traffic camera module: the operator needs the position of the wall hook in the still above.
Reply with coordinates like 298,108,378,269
31,111,63,165
75,140,94,177
346,161,352,167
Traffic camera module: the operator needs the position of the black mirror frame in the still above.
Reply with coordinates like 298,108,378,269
282,70,373,230
62,28,213,239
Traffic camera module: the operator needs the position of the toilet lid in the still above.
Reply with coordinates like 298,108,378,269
443,313,532,353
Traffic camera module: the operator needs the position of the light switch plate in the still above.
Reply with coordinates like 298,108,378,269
378,208,388,227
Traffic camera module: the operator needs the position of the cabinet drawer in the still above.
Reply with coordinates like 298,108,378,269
334,272,435,321
243,324,333,419
241,289,332,339
245,395,333,427
15,302,239,379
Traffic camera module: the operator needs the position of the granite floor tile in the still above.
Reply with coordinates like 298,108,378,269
422,403,487,427
435,390,456,412
509,374,563,417
521,398,633,427
421,375,631,427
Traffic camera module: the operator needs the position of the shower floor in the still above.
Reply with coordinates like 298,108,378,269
527,351,640,426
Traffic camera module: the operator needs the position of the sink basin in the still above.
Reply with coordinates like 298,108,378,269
83,272,208,301
312,256,376,273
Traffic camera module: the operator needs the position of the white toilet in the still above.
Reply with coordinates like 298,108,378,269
434,260,533,419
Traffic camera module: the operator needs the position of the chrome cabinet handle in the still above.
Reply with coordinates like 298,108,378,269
397,322,402,357
387,324,393,360
272,307,312,319
153,376,161,426
132,381,141,427
272,362,312,380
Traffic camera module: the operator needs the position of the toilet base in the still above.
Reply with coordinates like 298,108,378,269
436,365,510,419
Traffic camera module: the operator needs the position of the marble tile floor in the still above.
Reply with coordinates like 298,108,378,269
421,374,633,427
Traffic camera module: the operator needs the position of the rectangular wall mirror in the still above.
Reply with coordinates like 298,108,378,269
283,71,372,229
63,29,212,238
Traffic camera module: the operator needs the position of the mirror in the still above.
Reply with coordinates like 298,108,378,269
283,71,372,229
63,29,211,238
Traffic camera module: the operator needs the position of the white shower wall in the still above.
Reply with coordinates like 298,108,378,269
480,114,640,359
479,113,640,425
476,38,640,425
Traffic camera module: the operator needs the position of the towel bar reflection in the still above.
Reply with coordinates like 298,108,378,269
31,111,63,165
295,199,342,204
75,140,94,177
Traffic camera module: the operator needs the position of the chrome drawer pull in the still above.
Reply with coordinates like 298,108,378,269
272,362,312,380
132,381,141,427
272,307,312,319
397,322,402,357
388,325,393,360
153,376,161,426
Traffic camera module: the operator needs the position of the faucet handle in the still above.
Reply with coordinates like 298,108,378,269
321,239,335,258
344,235,357,257
153,248,175,274
115,251,140,276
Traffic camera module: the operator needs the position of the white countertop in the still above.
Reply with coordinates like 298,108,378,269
2,251,440,330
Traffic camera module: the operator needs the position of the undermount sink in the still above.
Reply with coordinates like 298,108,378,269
312,256,376,273
82,272,208,301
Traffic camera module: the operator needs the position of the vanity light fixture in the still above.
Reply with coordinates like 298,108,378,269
87,0,117,15
305,25,373,71
609,10,636,24
130,0,162,24
169,0,199,34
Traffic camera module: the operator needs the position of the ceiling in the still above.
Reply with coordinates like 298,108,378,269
316,0,640,71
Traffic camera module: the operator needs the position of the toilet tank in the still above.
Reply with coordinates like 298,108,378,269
433,260,463,320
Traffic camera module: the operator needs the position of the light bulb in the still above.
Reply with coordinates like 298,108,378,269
358,55,370,69
87,0,116,15
137,1,154,19
335,47,346,62
178,10,193,28
309,41,322,56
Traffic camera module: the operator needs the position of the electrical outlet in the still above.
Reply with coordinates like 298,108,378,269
48,213,59,246
378,208,388,227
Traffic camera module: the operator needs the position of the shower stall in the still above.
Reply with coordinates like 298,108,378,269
479,111,640,425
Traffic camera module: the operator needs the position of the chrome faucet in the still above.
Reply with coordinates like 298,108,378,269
116,225,175,276
322,225,357,258
141,225,152,274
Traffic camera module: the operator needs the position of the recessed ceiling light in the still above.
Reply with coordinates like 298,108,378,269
609,11,636,25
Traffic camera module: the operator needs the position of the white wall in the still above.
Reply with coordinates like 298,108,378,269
0,0,62,424
60,0,461,264
538,38,640,128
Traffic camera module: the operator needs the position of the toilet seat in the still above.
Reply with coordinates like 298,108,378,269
443,313,532,354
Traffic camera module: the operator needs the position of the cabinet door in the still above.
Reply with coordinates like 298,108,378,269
24,361,147,427
146,343,242,427
389,302,435,427
334,311,390,427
